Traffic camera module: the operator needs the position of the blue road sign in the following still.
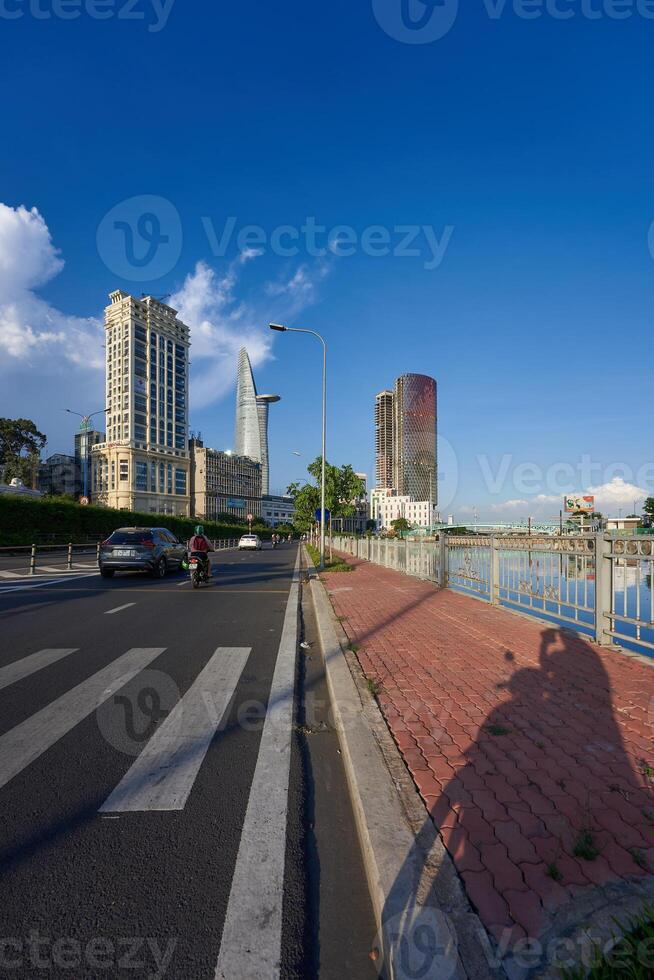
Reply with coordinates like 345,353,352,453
315,508,331,523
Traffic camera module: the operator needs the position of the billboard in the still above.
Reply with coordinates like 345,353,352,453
564,495,595,513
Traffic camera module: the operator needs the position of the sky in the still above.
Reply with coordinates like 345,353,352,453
1,0,653,519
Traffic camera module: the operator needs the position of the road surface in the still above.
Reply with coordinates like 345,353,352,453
0,544,376,978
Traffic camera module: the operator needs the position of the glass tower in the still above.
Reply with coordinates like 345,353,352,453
392,373,437,505
234,347,279,495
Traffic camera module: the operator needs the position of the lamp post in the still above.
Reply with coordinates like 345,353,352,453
64,408,109,501
270,323,327,569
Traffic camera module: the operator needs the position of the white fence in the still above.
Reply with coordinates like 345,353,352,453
333,534,654,658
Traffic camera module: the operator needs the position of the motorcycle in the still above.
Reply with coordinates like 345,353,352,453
187,553,210,589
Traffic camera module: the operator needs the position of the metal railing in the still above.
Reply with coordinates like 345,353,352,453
0,538,242,576
332,534,654,658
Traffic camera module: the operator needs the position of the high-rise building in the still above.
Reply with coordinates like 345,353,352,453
392,373,437,505
190,437,262,522
234,347,279,495
374,390,394,489
91,290,190,516
74,427,104,499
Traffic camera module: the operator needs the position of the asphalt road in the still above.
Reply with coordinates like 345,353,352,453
0,544,376,979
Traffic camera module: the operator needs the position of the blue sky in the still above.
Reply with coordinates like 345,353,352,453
1,0,653,517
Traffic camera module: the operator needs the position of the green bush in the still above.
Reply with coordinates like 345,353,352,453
0,495,272,547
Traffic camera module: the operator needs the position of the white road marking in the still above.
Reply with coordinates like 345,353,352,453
0,647,165,791
0,572,97,594
101,647,250,812
0,649,78,692
214,551,300,980
104,603,136,615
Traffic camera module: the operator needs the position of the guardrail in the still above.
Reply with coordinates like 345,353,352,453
332,534,654,658
0,538,243,576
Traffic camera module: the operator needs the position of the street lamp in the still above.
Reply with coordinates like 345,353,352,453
64,408,109,501
270,322,327,569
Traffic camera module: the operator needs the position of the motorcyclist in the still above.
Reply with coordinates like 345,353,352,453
187,524,213,577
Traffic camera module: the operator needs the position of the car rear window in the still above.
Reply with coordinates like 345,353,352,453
108,531,153,544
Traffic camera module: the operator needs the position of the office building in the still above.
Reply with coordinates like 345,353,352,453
374,493,438,532
189,438,262,522
261,494,295,527
234,347,279,495
38,454,78,497
374,390,394,489
91,290,190,516
74,427,104,499
392,373,437,505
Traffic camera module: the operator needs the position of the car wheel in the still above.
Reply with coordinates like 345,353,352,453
100,567,114,579
154,557,167,579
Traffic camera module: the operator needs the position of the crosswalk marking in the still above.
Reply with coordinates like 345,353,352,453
214,551,300,980
0,648,165,791
0,649,78,692
101,647,251,813
104,603,136,615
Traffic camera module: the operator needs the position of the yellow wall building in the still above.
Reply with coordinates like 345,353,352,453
91,290,190,517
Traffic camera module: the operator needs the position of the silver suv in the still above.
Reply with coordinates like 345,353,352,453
99,527,187,578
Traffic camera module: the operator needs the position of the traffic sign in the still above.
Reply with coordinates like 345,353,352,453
247,513,253,522
79,496,89,506
315,508,331,523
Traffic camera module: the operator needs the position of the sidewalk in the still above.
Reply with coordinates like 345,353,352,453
322,554,654,951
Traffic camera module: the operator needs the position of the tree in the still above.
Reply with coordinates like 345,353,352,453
643,498,654,517
391,517,412,539
286,459,366,531
0,418,46,488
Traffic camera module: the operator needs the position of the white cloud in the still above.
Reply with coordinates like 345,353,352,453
586,477,647,513
0,203,103,368
458,478,648,522
170,256,329,410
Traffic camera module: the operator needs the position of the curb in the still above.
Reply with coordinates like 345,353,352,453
306,549,504,980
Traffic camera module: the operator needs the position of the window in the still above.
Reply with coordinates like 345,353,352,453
119,459,128,482
167,464,173,494
151,461,157,490
135,460,148,491
175,468,186,495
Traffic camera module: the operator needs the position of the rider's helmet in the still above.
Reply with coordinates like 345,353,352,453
195,524,204,536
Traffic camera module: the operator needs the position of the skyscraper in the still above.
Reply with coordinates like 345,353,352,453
91,290,190,515
234,347,279,495
374,389,394,488
392,373,437,505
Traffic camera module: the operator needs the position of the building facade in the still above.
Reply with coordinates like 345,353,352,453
91,291,190,516
261,494,295,527
234,347,279,495
190,439,262,522
375,493,438,532
38,454,78,497
74,427,104,499
392,373,437,506
374,390,394,490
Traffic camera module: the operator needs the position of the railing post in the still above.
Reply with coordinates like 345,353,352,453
96,541,101,564
490,536,499,604
30,544,36,576
594,533,614,645
439,534,448,589
67,542,73,570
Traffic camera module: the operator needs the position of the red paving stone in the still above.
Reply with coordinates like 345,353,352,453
323,554,654,944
